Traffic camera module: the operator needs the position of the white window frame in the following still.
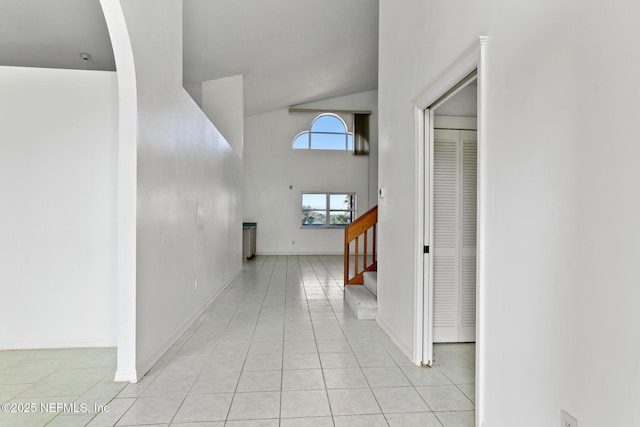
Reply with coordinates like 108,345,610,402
301,192,356,229
292,113,353,151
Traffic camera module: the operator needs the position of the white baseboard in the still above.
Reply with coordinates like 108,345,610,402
114,369,138,383
0,340,117,351
255,252,371,256
256,251,343,256
377,314,415,364
135,267,243,381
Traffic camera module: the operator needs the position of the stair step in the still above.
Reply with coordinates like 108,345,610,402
363,271,377,297
345,285,377,320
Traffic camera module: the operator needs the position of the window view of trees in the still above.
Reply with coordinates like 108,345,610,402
302,206,326,226
301,193,355,228
330,212,351,225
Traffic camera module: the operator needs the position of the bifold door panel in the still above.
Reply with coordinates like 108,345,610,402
433,129,477,343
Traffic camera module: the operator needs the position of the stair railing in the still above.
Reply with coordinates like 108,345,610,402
344,205,378,285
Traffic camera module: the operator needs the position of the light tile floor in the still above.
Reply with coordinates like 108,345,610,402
0,255,475,426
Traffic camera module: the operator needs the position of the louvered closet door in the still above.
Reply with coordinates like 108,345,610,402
433,129,477,343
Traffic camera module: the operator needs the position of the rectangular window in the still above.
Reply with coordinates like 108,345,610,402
302,192,356,228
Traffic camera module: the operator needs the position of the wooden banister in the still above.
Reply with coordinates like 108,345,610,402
344,205,378,285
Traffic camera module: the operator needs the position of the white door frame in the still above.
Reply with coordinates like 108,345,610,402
412,35,487,420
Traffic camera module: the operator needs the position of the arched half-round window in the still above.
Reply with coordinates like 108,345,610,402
292,113,353,150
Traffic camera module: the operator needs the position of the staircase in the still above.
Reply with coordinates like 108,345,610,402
345,271,377,319
343,205,378,320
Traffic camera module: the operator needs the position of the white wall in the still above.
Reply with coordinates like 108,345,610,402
434,84,477,117
202,75,244,157
299,91,379,210
243,90,377,255
183,81,202,106
378,0,640,425
107,0,242,379
0,66,118,348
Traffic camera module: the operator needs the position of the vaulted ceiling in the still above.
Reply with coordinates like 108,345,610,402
0,0,378,116
182,0,379,115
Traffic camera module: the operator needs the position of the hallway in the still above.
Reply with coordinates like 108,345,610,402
0,256,475,426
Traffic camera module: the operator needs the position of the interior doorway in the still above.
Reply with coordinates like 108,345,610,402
425,72,479,426
423,72,478,361
412,37,487,426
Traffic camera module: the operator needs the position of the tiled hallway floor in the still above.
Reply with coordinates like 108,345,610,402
0,255,475,426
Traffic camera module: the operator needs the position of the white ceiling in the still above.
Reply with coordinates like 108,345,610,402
0,0,116,71
183,0,379,115
0,0,378,116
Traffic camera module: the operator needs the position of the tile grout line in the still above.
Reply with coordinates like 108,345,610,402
0,256,475,427
278,254,292,425
313,254,440,426
223,255,277,423
300,255,337,427
307,254,388,426
143,256,271,426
